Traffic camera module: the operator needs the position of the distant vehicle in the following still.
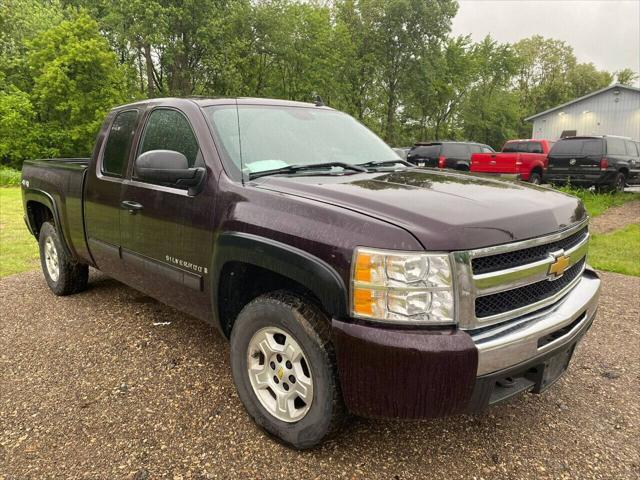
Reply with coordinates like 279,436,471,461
407,141,494,171
470,139,554,185
546,136,640,192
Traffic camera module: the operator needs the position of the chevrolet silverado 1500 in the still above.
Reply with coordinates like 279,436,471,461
22,98,600,448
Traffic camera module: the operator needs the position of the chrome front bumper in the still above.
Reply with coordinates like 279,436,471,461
472,268,600,376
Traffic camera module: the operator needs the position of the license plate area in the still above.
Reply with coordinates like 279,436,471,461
529,345,575,393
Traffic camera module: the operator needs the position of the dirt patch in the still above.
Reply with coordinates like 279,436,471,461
590,200,640,234
1,269,639,479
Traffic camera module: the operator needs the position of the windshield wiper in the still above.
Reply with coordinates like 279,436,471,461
248,161,367,180
357,159,413,169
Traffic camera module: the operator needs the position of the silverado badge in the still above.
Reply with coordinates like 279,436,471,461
569,158,577,166
548,253,571,278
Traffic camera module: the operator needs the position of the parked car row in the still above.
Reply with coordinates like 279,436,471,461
405,135,640,191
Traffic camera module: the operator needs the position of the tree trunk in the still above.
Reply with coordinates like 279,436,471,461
144,44,155,98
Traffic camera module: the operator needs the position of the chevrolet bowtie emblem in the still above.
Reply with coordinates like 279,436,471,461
548,254,571,278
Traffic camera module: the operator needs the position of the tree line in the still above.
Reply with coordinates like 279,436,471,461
1,0,637,168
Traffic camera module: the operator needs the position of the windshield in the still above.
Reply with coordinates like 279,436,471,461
204,105,399,177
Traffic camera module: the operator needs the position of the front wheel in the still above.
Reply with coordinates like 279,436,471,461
38,221,88,295
230,292,345,449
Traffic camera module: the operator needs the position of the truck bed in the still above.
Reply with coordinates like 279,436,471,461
21,158,92,265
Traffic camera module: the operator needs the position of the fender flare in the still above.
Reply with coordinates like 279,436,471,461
23,188,72,256
211,232,349,329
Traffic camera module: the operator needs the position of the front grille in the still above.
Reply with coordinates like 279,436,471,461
472,227,588,275
475,258,585,318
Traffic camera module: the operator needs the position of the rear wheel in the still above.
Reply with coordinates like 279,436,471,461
38,222,88,295
528,171,542,185
596,172,626,193
230,292,345,449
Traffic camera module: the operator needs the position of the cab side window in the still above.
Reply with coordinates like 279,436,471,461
529,142,544,154
137,109,200,168
102,110,138,177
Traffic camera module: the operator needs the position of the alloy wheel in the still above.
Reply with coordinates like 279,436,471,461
246,326,313,422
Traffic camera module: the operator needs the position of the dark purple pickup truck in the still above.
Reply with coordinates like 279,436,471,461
21,98,600,448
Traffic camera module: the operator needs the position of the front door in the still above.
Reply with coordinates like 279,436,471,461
119,107,214,318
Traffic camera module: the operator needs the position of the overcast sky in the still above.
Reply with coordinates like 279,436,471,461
451,0,640,86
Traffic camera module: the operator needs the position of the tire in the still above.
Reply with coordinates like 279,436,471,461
596,172,626,193
528,171,542,185
38,221,88,296
612,172,626,193
230,291,345,449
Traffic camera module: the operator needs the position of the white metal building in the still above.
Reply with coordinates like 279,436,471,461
525,84,640,141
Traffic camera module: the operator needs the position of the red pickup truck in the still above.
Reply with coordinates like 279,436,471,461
470,139,554,184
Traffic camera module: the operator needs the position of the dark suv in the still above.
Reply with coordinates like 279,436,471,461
546,136,640,192
407,141,494,171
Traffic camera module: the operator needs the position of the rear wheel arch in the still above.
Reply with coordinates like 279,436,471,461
211,232,348,338
26,200,54,238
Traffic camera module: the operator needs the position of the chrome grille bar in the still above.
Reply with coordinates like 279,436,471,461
453,218,590,330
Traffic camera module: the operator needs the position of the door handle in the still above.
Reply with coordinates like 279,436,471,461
120,200,143,214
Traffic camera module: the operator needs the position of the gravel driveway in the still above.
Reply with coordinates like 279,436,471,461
1,269,639,479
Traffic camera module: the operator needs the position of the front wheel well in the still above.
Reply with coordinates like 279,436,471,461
530,166,543,175
26,201,54,238
217,262,322,338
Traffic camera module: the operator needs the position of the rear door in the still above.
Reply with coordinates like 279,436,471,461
84,108,141,280
547,138,604,175
626,140,640,182
441,143,471,169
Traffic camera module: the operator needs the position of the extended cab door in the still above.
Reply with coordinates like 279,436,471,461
118,105,216,319
84,108,141,280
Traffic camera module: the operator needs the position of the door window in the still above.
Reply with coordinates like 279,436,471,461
469,145,482,154
481,146,493,153
102,110,138,177
137,109,200,168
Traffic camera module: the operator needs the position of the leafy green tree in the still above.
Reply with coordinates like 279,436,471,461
27,13,135,157
615,68,639,86
0,86,42,166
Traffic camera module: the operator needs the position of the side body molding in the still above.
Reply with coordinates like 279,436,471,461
211,232,349,329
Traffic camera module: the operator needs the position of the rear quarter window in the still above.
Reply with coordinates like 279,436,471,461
410,145,441,158
625,140,639,156
606,138,627,156
102,110,138,177
550,139,603,156
442,143,470,157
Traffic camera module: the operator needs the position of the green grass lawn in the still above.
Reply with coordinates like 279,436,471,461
588,224,640,276
557,185,640,217
0,187,40,277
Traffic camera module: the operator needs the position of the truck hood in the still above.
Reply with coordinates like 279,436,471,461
253,169,587,250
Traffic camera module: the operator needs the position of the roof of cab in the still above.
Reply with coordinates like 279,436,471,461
111,97,330,111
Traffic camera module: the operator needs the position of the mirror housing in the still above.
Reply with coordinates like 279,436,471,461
135,150,205,195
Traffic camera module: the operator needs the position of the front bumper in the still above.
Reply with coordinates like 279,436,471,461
332,268,600,419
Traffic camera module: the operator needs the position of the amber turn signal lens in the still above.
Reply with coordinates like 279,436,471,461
353,287,374,316
354,253,372,283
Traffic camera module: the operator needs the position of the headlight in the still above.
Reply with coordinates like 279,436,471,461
351,247,455,325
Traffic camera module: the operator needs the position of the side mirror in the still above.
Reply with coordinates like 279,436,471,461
135,150,205,195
